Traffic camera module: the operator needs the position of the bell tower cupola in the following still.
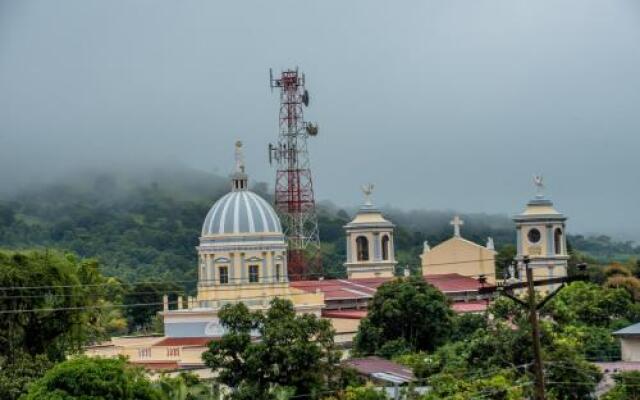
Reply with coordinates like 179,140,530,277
344,184,397,279
513,175,569,285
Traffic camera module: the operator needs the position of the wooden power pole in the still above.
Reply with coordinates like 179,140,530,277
525,257,546,400
480,256,587,400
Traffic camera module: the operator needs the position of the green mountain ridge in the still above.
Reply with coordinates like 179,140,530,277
0,165,637,285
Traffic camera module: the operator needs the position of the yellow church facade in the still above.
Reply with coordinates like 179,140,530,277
420,216,497,284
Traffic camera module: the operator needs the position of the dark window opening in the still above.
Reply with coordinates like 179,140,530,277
356,236,369,261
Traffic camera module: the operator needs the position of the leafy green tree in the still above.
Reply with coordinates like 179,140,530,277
0,351,52,400
124,281,183,332
558,324,620,361
546,281,640,328
354,277,454,356
420,371,525,400
450,312,487,342
21,356,162,400
325,385,388,400
495,244,517,278
0,250,123,361
602,371,640,400
156,372,211,400
202,298,341,399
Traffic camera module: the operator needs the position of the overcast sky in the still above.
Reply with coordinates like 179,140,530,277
1,0,640,237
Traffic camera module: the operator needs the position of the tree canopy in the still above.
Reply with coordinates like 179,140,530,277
354,277,454,356
0,250,123,361
202,298,342,399
21,356,162,400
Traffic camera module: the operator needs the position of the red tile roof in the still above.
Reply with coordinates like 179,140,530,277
291,274,489,300
154,337,214,347
344,356,415,382
322,309,368,319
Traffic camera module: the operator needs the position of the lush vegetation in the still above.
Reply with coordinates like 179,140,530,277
0,250,125,399
21,356,162,400
3,168,640,399
1,168,638,286
202,298,351,399
354,277,454,356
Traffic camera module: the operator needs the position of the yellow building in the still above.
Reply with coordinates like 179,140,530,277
513,176,568,286
420,215,497,284
344,184,397,279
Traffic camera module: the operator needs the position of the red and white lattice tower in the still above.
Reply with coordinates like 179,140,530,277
268,68,321,280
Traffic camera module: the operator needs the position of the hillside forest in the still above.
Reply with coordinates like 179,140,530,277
1,165,639,287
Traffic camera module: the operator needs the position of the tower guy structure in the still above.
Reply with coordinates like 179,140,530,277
269,68,321,280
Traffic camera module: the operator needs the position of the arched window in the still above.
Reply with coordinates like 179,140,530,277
356,236,369,261
554,228,563,255
249,265,259,283
381,235,390,260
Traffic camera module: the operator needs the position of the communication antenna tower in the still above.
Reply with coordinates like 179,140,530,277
268,68,321,280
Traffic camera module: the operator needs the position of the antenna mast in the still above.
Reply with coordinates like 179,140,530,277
269,68,321,280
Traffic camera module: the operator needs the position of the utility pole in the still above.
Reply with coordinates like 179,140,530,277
480,256,587,400
525,257,545,400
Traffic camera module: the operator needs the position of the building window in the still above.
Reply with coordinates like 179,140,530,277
527,228,541,244
249,265,259,283
219,266,229,284
138,348,151,359
356,236,369,261
166,347,180,357
275,264,281,282
554,228,563,255
381,235,390,260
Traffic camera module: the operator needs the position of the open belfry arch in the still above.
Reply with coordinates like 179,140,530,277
344,184,397,279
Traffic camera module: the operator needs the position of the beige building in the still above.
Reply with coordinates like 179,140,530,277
344,185,397,279
614,323,640,362
420,215,497,284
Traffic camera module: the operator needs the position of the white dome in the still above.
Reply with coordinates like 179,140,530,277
201,190,282,236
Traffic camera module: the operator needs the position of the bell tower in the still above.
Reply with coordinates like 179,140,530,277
344,184,397,279
513,176,568,285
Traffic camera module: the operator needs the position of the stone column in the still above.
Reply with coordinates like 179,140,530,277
389,232,395,261
373,232,381,261
516,227,523,256
546,224,553,256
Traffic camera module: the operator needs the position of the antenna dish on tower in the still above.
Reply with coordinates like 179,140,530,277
306,123,319,136
302,90,310,107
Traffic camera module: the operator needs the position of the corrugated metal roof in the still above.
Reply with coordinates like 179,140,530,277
344,357,415,382
613,322,640,336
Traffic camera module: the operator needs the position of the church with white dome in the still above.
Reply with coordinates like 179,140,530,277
84,142,571,371
160,141,325,339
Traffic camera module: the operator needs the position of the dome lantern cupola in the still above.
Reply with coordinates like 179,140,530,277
513,175,568,289
231,140,248,191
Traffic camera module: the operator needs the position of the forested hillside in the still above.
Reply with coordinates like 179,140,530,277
0,165,638,286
